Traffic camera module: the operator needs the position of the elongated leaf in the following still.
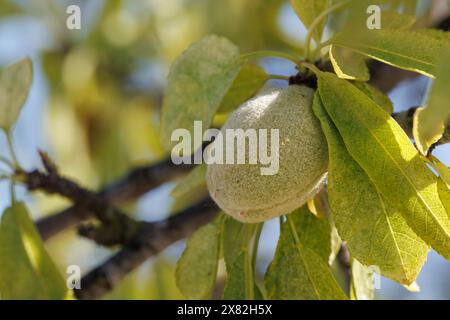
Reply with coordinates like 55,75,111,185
352,82,393,114
265,217,347,300
290,0,328,41
0,58,33,131
223,252,249,300
222,220,258,300
430,158,450,188
176,216,223,299
331,1,416,41
218,64,268,114
438,179,450,219
381,10,416,30
331,29,450,78
160,35,240,152
317,71,450,259
350,259,375,300
0,202,68,299
313,94,428,284
171,164,207,198
413,48,450,155
330,46,369,81
290,206,331,262
222,218,252,268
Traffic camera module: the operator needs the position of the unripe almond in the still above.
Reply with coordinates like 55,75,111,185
206,85,328,223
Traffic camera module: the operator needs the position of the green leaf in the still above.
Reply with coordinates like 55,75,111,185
413,47,450,155
222,220,259,300
430,158,450,188
313,94,428,284
438,179,450,219
0,202,68,299
330,46,370,81
0,1,24,17
176,216,223,299
289,206,331,262
290,0,329,41
352,82,394,114
223,252,250,300
0,58,33,131
218,64,268,114
381,10,416,30
350,259,375,300
317,71,450,259
331,29,450,78
222,218,250,268
329,224,342,266
171,164,207,198
160,35,240,152
330,1,415,40
265,216,347,300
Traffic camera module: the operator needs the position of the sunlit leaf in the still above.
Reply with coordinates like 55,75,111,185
265,216,347,300
403,281,421,292
289,206,331,262
290,0,329,41
331,29,450,78
352,82,394,114
161,35,240,152
176,216,223,299
0,202,68,299
222,220,259,300
438,179,450,219
218,64,268,114
413,48,450,155
381,10,416,30
313,94,428,284
330,46,369,81
0,58,33,131
317,71,450,259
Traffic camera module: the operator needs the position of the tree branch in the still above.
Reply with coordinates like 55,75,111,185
34,159,193,240
75,197,219,300
17,153,144,244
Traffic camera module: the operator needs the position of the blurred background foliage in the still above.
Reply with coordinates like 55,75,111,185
0,0,449,299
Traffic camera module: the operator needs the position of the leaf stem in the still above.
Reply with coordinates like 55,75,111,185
312,39,333,60
244,224,257,300
304,0,350,61
268,74,290,81
301,62,322,75
252,223,263,267
10,180,16,204
5,130,19,169
240,51,302,66
286,215,301,246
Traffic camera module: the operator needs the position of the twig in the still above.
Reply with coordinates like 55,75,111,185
17,153,144,244
35,158,193,240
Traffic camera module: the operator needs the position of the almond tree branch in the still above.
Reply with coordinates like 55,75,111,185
17,153,145,244
34,158,194,240
75,197,219,300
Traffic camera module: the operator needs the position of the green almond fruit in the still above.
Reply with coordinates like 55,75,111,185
206,85,328,223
